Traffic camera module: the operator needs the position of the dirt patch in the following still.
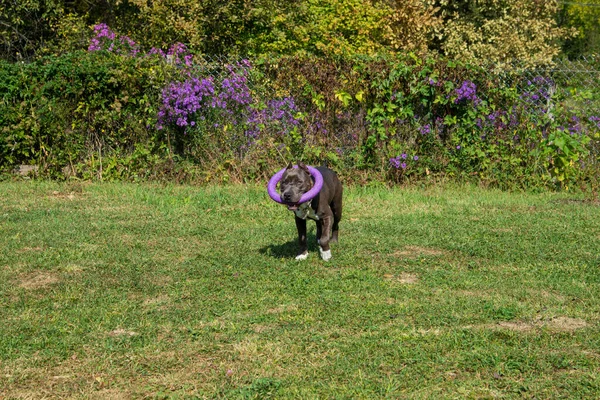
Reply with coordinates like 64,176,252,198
252,324,274,334
497,321,535,332
525,288,567,303
108,329,138,337
232,336,287,364
19,272,59,290
393,246,447,258
143,295,170,309
474,316,588,333
547,317,588,332
49,191,78,200
384,272,419,284
456,290,492,298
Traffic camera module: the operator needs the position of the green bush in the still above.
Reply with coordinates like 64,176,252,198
0,50,182,179
1,33,598,190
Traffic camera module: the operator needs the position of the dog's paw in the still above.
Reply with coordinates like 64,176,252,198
295,252,309,261
319,247,332,261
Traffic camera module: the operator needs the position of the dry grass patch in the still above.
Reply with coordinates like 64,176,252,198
266,304,298,314
107,329,138,337
92,389,132,400
252,324,275,333
456,289,494,298
58,263,85,273
497,321,536,332
547,317,588,332
49,191,78,201
471,317,589,333
490,227,513,233
525,288,567,303
393,246,447,259
143,295,170,307
18,272,60,290
16,246,44,253
384,272,419,284
149,274,173,287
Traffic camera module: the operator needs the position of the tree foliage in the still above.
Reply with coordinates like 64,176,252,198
0,0,63,59
0,0,586,62
561,0,600,57
435,0,576,65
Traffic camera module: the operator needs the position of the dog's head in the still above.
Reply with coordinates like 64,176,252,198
279,162,313,211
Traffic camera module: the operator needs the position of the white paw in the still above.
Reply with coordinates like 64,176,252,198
319,248,332,261
295,252,309,260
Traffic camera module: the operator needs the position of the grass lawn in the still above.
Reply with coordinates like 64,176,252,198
1,181,599,399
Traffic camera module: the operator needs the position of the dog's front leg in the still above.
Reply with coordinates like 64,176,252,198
295,216,308,260
318,213,333,261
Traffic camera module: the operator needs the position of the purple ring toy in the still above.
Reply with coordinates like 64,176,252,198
267,165,323,205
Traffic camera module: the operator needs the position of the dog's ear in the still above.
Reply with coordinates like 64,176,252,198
297,162,309,174
286,162,293,170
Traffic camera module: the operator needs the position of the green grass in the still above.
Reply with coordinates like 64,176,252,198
1,181,599,399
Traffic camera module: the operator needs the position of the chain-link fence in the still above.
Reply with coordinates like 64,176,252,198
485,57,600,120
190,54,600,119
183,54,600,165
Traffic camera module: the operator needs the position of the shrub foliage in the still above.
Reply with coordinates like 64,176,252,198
1,26,598,189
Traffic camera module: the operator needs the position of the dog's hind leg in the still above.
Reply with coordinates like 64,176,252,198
316,219,323,245
330,187,343,243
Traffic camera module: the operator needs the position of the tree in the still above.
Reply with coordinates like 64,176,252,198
0,0,63,59
384,0,443,54
434,0,576,65
560,0,600,57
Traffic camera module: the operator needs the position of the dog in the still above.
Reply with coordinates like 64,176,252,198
279,162,343,261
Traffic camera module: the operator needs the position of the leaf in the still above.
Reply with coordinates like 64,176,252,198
355,90,364,102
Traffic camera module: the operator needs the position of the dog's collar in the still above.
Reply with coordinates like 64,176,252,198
294,202,319,220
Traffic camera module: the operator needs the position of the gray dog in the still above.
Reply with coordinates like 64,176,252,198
279,162,343,261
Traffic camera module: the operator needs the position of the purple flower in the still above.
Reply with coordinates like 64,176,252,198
401,153,407,159
413,156,419,161
419,124,431,135
88,23,140,56
456,145,461,150
401,163,407,169
88,23,116,52
157,77,216,131
454,80,480,105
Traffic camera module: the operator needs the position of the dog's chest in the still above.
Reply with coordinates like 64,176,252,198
294,203,319,220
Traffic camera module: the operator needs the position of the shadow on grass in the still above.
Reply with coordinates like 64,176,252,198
259,233,318,259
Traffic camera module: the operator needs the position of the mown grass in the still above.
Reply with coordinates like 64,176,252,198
1,181,599,399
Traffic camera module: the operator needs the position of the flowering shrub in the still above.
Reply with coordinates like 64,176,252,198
157,78,216,130
1,24,598,191
155,59,301,160
88,23,140,56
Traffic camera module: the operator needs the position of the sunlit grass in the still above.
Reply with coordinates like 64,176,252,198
1,181,599,398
